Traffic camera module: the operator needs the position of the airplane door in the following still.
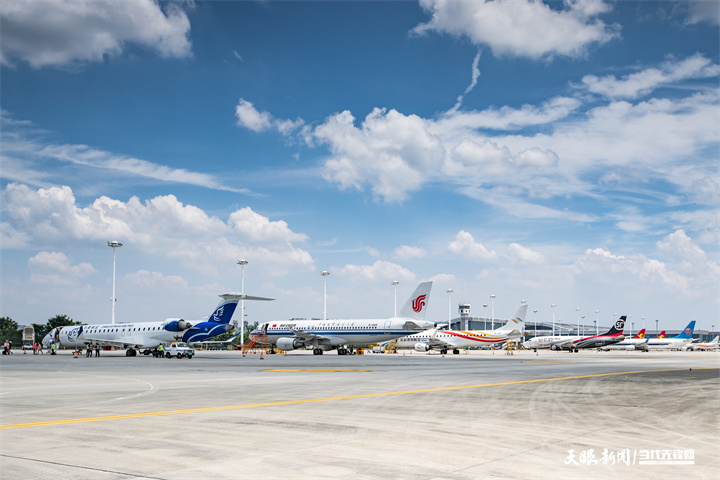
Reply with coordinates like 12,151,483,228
384,321,391,334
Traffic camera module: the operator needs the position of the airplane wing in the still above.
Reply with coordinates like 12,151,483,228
424,329,453,349
80,334,161,349
289,328,345,347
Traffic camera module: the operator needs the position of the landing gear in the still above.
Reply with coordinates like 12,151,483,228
337,347,351,355
440,348,448,355
313,348,324,355
453,349,460,355
125,348,137,357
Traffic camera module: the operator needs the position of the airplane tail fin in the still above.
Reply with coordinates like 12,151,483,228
495,302,528,333
711,336,720,344
673,320,696,339
397,282,433,321
634,328,646,339
605,316,626,335
657,331,666,338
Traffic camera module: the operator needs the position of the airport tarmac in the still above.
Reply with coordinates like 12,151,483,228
1,349,718,479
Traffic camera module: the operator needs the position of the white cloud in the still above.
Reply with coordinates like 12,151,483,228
235,99,273,132
0,0,192,68
1,118,247,193
448,231,498,261
580,54,720,99
393,245,427,260
2,183,314,275
412,0,618,60
315,108,445,202
656,229,718,277
28,251,95,285
507,243,545,265
338,260,416,282
685,1,720,26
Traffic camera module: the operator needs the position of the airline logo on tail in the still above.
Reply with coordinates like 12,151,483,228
615,320,625,331
412,294,427,313
212,305,225,322
684,328,692,336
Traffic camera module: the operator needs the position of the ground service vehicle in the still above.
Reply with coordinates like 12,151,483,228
165,342,194,359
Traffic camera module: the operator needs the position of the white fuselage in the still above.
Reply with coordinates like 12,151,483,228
44,323,184,349
523,335,581,350
645,338,693,350
602,338,649,350
257,317,436,348
394,329,520,350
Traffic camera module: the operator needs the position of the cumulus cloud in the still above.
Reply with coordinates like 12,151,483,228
28,251,95,286
580,54,720,99
0,0,192,68
412,0,618,60
315,108,444,202
448,231,498,261
235,98,304,134
1,183,314,275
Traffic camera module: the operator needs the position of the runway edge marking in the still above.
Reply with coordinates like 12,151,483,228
2,367,717,430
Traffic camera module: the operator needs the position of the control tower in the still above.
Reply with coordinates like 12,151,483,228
459,303,470,330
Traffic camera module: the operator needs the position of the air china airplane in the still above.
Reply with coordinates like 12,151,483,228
389,302,528,354
645,321,696,350
43,293,272,356
523,317,626,352
251,282,436,355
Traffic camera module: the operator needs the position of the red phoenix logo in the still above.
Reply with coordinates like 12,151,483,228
412,294,427,313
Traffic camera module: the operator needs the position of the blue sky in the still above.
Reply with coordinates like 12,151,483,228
1,0,718,332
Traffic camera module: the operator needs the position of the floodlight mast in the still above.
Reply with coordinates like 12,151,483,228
108,241,123,324
321,271,330,321
237,259,248,343
392,280,399,317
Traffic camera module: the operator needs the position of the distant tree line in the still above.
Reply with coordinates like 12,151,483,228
0,315,82,346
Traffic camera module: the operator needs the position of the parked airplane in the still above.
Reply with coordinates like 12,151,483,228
602,328,649,351
686,336,720,351
523,317,626,352
389,302,528,354
645,321,696,350
42,293,272,355
250,281,436,355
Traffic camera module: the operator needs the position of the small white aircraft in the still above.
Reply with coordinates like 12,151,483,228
602,328,649,351
250,281,436,355
390,302,528,354
686,335,719,351
43,293,272,356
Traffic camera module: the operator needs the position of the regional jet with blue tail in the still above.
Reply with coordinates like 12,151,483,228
389,301,528,354
250,282,435,355
43,293,273,356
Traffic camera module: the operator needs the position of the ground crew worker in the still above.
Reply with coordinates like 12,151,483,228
158,344,165,357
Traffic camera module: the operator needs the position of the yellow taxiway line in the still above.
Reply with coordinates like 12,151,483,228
2,367,716,430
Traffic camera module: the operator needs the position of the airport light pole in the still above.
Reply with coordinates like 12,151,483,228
490,294,496,330
237,259,248,343
628,315,632,337
321,271,330,321
656,319,659,336
533,309,537,337
446,289,453,329
392,280,399,317
483,304,488,329
107,241,122,324
595,309,599,335
551,304,556,336
576,307,580,335
581,316,585,336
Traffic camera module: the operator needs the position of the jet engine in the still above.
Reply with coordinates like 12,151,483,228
277,337,305,351
414,343,431,352
163,319,193,332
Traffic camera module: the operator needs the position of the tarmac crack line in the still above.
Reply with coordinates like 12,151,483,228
1,367,716,431
0,454,165,479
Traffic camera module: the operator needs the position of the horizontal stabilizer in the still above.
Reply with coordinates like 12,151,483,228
220,293,274,301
